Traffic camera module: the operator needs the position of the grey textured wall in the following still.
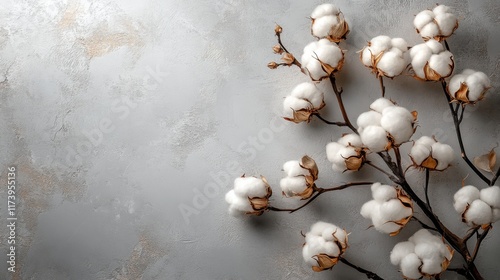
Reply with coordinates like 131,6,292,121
0,0,499,279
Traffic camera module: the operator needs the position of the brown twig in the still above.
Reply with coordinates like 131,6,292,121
340,258,385,280
268,182,374,213
471,227,491,263
312,113,348,127
440,80,491,185
379,76,386,97
424,168,432,211
411,216,438,232
329,75,358,133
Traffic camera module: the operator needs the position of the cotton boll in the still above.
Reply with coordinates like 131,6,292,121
357,111,382,131
453,185,480,213
415,136,435,148
414,242,441,260
338,133,362,147
428,51,454,77
280,177,308,197
301,39,344,80
380,107,414,144
426,39,444,54
233,177,267,198
310,221,331,235
370,98,395,113
361,48,373,67
311,3,340,18
370,35,392,55
465,200,493,225
372,184,397,202
380,199,412,221
466,71,491,101
391,38,408,52
435,13,457,36
391,241,416,265
409,229,435,244
414,10,434,30
226,190,252,216
419,23,439,39
410,144,431,165
480,186,500,208
447,73,466,96
400,253,423,279
360,125,388,152
360,200,378,219
283,160,309,177
326,142,344,162
431,142,454,170
291,82,324,108
492,208,500,222
283,96,312,118
377,50,407,77
421,257,444,275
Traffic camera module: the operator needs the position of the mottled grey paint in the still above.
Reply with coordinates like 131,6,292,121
0,0,499,279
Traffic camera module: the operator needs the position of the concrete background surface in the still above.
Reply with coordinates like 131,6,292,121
0,0,499,279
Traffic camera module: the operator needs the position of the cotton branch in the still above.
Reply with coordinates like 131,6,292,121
268,182,374,213
329,75,357,133
340,258,385,280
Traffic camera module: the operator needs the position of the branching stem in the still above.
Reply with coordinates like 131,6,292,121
340,258,384,280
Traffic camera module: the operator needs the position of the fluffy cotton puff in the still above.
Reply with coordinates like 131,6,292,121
391,229,453,279
310,4,349,42
453,185,500,226
302,221,348,271
358,98,416,152
380,106,414,144
453,185,480,213
409,136,454,171
302,39,344,81
359,125,389,152
225,176,272,216
480,186,500,209
410,39,454,81
360,183,413,235
283,82,325,123
414,5,458,41
280,156,318,199
360,36,409,77
447,69,491,104
326,134,365,172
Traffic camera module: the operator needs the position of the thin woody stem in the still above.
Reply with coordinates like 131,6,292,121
312,113,348,127
471,227,491,263
463,226,480,243
379,76,386,97
275,27,302,68
366,161,399,182
411,216,438,232
329,75,358,133
424,168,432,211
268,182,374,213
340,258,384,280
441,80,491,185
